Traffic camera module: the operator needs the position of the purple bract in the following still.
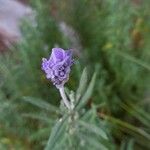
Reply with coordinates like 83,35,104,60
42,48,73,88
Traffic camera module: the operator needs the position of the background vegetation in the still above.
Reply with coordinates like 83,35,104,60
0,0,150,149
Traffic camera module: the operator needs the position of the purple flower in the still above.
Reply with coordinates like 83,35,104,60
42,48,73,88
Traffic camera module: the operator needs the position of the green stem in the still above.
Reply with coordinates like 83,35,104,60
59,86,70,109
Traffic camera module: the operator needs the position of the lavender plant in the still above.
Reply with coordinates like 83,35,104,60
41,48,113,150
42,48,74,109
0,0,150,149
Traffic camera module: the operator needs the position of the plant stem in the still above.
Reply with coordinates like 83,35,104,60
59,86,70,109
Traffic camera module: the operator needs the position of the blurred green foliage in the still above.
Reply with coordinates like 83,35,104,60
0,0,150,149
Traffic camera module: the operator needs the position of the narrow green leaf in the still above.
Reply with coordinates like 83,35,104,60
108,116,150,141
78,120,108,140
120,139,134,150
45,115,68,150
122,103,150,127
22,96,60,114
22,113,52,123
76,67,88,101
116,51,150,71
76,72,97,110
120,140,126,150
77,132,108,150
126,139,134,150
30,127,50,141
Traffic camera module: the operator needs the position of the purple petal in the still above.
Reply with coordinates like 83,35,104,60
41,58,48,70
51,48,65,63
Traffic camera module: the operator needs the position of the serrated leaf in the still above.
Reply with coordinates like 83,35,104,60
76,72,97,110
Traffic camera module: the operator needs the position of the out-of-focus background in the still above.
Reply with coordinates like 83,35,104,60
0,0,150,149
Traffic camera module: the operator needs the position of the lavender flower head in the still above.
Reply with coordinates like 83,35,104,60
42,48,73,88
